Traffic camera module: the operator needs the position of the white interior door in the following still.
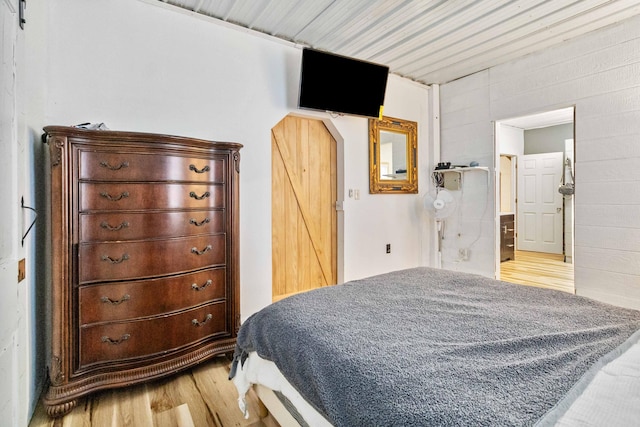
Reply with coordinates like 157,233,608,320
517,152,564,254
0,1,20,424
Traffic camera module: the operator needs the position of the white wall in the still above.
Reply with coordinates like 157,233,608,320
439,71,495,276
12,0,49,423
498,124,524,158
440,14,640,309
342,73,432,282
35,0,431,321
524,124,573,154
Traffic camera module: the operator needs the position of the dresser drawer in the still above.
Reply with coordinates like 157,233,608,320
80,183,224,211
500,214,515,262
79,151,225,183
79,234,225,283
78,301,227,368
502,221,515,240
503,230,514,240
79,268,226,325
80,210,224,242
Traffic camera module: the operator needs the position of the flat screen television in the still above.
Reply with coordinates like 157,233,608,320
298,48,389,119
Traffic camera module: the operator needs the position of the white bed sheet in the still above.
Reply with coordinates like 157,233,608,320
548,338,640,426
232,351,332,426
234,337,640,427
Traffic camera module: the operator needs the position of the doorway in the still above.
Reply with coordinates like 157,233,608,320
495,107,575,293
271,115,338,301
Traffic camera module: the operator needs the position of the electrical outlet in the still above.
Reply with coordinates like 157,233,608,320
386,244,391,254
458,248,470,261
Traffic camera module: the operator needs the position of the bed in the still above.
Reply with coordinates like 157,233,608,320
229,267,640,426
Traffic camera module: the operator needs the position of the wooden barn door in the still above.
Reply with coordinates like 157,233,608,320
272,116,337,300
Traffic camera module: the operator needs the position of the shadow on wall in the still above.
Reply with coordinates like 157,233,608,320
32,127,50,409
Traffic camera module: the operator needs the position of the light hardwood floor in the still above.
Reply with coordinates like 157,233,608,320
29,356,278,427
500,250,575,294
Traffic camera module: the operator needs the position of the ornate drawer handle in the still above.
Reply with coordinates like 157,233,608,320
100,294,130,305
191,245,212,255
101,254,130,264
191,280,213,291
100,221,129,231
189,191,210,200
100,191,130,202
99,161,129,171
192,314,213,327
101,334,130,345
189,218,210,227
189,164,210,174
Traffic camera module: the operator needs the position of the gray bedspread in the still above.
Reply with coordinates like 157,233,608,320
230,267,640,426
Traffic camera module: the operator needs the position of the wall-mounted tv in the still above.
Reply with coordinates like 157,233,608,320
298,48,389,119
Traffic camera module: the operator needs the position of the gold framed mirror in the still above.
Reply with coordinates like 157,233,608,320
369,116,418,194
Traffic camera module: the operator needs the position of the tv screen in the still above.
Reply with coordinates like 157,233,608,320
298,48,389,119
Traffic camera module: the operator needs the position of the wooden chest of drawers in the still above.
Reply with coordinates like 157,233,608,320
500,213,515,262
43,126,242,417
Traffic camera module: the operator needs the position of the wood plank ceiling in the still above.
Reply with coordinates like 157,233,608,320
158,0,640,85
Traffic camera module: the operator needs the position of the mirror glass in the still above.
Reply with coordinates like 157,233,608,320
369,116,418,193
379,130,408,180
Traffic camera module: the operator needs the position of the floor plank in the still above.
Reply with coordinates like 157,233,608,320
149,373,214,427
500,250,574,293
155,403,196,427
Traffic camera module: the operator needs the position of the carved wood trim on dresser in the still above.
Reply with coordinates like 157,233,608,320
42,126,242,417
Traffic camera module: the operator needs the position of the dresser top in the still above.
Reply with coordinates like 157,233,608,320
43,125,243,151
